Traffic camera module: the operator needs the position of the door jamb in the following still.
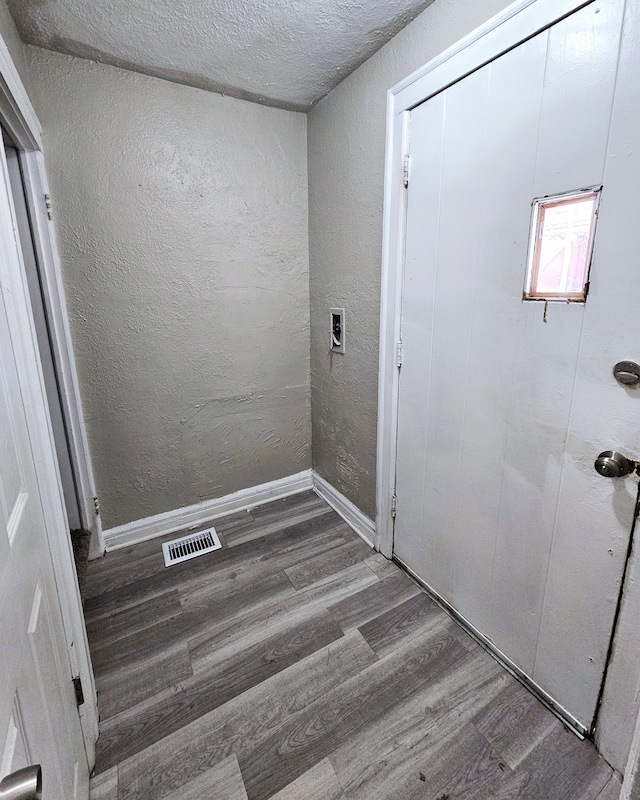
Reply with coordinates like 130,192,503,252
376,0,595,557
0,43,102,553
19,151,102,546
0,36,99,763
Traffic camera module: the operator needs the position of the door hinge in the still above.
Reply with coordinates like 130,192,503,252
93,496,100,516
72,676,85,707
44,193,53,220
396,340,403,368
391,494,397,519
403,154,410,188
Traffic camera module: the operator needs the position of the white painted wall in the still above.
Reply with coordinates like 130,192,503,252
308,0,513,520
25,48,311,530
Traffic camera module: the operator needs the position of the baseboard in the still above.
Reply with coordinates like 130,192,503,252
312,473,377,550
103,470,314,551
102,468,377,554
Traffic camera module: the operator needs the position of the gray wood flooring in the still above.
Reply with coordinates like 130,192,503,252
85,491,620,800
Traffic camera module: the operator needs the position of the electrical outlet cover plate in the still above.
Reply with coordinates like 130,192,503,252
330,308,345,353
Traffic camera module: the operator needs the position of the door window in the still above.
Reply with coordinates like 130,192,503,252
524,188,601,301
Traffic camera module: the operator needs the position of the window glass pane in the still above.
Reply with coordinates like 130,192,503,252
525,189,600,301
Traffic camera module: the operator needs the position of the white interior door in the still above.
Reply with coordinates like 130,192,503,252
0,142,89,794
394,0,634,732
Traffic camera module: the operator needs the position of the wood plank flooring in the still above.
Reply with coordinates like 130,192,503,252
85,490,620,800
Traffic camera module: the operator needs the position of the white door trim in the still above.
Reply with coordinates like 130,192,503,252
19,150,102,546
0,36,99,764
0,41,102,548
0,55,102,551
376,0,596,558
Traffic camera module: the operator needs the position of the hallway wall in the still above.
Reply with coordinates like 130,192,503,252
308,0,512,520
25,47,311,529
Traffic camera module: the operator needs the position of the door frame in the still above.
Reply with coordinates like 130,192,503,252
0,36,99,762
376,0,640,776
0,63,103,553
376,0,595,560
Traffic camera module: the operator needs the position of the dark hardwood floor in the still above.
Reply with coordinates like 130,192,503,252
85,491,620,800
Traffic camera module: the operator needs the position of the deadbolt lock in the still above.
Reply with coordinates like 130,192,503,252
594,451,639,478
613,361,640,387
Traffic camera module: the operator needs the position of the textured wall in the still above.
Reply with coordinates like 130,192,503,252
308,0,512,520
0,0,28,88
26,47,311,529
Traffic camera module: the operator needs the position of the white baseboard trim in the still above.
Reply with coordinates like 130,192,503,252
102,469,377,554
103,470,314,551
312,474,377,550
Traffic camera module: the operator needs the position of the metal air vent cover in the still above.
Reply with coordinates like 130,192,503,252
162,528,222,567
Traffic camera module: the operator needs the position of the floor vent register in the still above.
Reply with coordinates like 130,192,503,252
162,528,222,567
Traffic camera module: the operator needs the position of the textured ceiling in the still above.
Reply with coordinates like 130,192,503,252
9,0,436,110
